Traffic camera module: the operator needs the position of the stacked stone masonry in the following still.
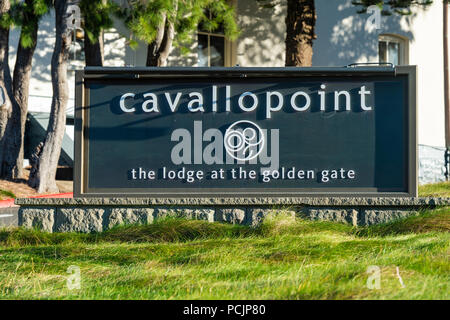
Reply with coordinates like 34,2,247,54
16,197,450,233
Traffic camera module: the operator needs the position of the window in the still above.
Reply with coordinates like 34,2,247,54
198,33,225,67
378,34,409,65
197,10,234,67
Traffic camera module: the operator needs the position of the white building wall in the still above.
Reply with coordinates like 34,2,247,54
9,11,54,116
314,0,447,148
408,2,446,148
235,0,286,67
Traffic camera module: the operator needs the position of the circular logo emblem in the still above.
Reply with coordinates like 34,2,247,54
224,120,265,161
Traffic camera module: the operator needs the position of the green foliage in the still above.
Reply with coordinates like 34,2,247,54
352,0,433,15
128,39,139,50
5,0,52,48
0,7,13,29
3,0,117,46
118,0,239,50
0,189,15,200
79,0,117,43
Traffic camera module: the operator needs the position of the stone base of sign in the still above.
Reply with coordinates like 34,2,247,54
15,197,450,233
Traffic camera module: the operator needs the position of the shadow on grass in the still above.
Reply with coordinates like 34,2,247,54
0,207,448,247
353,207,449,237
0,218,255,247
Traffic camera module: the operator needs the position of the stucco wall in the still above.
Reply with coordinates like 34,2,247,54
235,0,286,67
418,144,447,184
314,0,447,148
232,0,448,148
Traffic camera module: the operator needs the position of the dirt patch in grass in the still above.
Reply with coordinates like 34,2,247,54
0,179,38,199
0,168,72,199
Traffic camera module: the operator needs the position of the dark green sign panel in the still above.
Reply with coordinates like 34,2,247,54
75,66,417,197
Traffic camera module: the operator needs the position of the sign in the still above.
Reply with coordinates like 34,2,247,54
75,66,417,197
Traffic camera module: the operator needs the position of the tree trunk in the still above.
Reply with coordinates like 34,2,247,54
84,31,104,66
146,9,175,66
285,0,316,67
0,0,12,171
29,0,74,193
1,12,38,179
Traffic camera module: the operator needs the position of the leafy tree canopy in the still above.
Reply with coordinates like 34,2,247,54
0,0,52,48
79,0,116,43
118,0,239,50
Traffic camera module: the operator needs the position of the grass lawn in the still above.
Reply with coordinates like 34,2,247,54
0,189,15,201
419,181,450,197
0,208,448,300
